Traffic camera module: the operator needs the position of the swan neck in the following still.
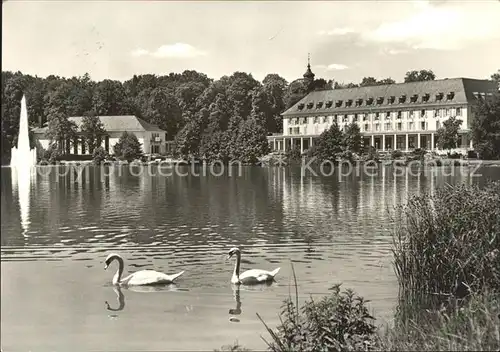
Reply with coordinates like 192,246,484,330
114,256,124,284
233,252,241,278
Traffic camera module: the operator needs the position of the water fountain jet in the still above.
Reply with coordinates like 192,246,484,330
10,95,37,237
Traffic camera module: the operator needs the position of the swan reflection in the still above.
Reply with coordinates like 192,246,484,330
105,286,125,312
105,283,187,313
229,281,275,323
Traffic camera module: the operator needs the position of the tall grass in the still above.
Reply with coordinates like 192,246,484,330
392,181,500,302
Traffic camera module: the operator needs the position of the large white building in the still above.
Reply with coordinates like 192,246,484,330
33,115,172,157
268,65,498,154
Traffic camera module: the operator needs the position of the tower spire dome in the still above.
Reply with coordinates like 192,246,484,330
303,53,315,81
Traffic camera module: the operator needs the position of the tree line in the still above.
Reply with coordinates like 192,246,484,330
2,68,499,164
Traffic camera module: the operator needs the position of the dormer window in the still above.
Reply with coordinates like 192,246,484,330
422,93,430,102
447,92,455,100
436,92,444,101
316,102,323,109
335,100,343,108
377,97,384,105
367,98,374,105
346,100,353,107
399,95,406,103
307,102,314,109
389,96,395,104
325,100,333,108
297,103,305,110
410,94,418,103
356,98,363,107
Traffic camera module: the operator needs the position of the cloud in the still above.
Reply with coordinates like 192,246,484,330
362,2,500,50
317,27,355,36
130,43,207,58
315,63,349,71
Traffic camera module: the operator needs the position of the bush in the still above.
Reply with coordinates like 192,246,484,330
258,268,378,352
391,149,404,159
392,182,500,301
113,132,143,162
411,148,426,160
285,146,302,162
92,146,108,164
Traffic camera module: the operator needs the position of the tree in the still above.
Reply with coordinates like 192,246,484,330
92,79,130,116
284,79,308,109
81,111,107,154
46,110,78,154
234,117,270,164
436,116,463,152
314,123,344,161
404,69,436,83
113,131,143,162
141,87,182,139
343,122,362,153
359,77,396,87
491,69,500,90
470,92,500,159
263,74,288,133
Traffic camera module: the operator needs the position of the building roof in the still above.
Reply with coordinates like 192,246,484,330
33,115,165,134
283,78,498,117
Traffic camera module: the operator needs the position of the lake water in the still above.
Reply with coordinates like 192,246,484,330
2,163,499,351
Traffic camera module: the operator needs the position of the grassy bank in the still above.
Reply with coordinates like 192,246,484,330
217,181,500,351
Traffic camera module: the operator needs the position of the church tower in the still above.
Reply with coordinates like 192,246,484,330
303,53,315,91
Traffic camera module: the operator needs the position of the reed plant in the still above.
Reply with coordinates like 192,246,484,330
392,181,500,302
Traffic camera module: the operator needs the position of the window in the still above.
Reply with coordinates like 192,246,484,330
422,93,430,102
389,96,395,104
322,116,327,123
399,95,406,103
377,97,384,105
397,122,402,131
307,102,314,109
314,116,319,124
408,122,414,130
316,102,323,109
301,117,307,124
335,100,343,108
446,108,451,116
375,123,380,131
325,101,333,108
436,121,441,129
363,114,368,121
343,115,349,122
410,94,418,103
434,109,439,118
447,92,455,100
346,100,353,107
410,110,414,118
364,124,370,131
354,114,359,121
397,111,402,119
385,112,391,120
436,92,444,101
355,99,362,107
375,112,380,120
385,122,391,131
366,98,374,105
421,121,426,130
456,107,462,116
298,103,305,110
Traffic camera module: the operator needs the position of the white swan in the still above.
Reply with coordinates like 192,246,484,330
227,247,280,285
104,253,185,286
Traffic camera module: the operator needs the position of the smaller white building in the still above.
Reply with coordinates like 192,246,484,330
33,115,171,157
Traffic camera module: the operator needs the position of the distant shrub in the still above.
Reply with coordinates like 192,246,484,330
447,151,463,159
365,146,380,163
411,148,426,160
92,146,108,164
391,149,404,159
285,146,302,162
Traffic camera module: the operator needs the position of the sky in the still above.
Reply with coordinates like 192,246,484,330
2,0,500,84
